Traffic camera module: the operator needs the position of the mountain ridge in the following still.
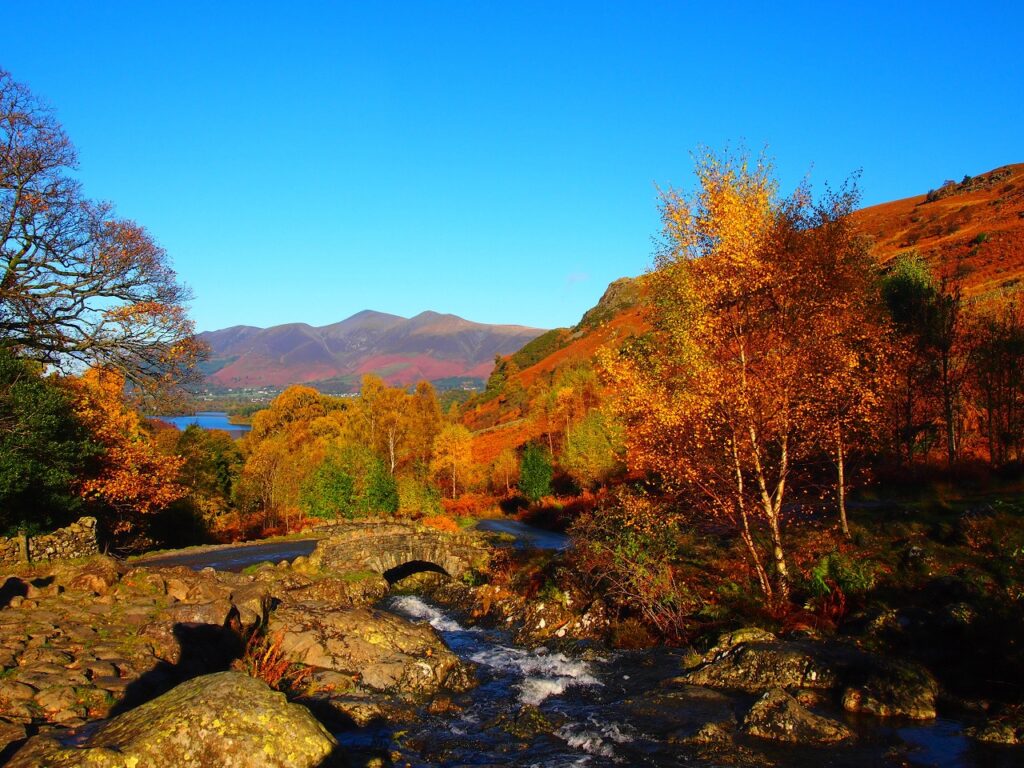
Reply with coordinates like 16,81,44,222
199,310,546,391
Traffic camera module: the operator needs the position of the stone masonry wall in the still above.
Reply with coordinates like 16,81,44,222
0,517,99,566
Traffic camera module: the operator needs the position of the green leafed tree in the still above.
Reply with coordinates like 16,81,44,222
363,458,399,515
0,350,98,532
300,454,357,520
561,410,624,490
519,443,552,503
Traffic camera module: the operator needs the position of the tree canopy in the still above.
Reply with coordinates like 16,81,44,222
0,69,203,393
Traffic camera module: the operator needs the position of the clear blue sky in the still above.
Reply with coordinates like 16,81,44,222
4,2,1021,332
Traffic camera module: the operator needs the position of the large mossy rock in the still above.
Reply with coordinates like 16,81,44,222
742,688,853,744
269,601,471,696
681,640,849,692
842,660,938,720
678,630,938,720
8,671,339,767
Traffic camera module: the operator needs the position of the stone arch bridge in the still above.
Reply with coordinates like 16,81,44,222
308,522,491,583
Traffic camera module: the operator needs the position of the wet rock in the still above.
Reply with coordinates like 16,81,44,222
694,627,777,666
426,694,462,715
678,629,939,722
681,720,733,744
842,660,937,720
8,671,339,767
680,639,848,692
493,704,562,739
967,710,1024,745
743,688,853,744
269,601,470,696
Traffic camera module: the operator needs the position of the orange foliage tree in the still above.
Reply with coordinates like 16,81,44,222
240,385,344,530
431,423,474,498
67,368,185,534
603,149,889,605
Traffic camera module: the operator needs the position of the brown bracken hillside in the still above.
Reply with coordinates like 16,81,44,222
466,163,1024,458
853,163,1024,298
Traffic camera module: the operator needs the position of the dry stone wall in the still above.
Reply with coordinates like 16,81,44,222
0,517,99,566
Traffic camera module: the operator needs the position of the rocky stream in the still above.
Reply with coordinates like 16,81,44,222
0,521,1020,766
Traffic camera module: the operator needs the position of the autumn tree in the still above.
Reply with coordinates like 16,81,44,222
430,423,474,498
792,195,894,539
881,253,968,466
605,149,885,604
490,447,520,495
248,385,341,443
67,368,186,538
969,296,1024,466
0,70,204,394
238,386,346,531
407,381,443,472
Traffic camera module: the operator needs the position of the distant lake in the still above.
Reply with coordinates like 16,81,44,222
163,411,251,438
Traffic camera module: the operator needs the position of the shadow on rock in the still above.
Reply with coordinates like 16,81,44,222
110,618,244,716
0,575,53,608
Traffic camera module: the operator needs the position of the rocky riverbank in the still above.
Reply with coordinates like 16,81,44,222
0,545,472,765
0,531,1022,766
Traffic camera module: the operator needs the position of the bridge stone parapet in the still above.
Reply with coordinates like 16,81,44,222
307,520,491,582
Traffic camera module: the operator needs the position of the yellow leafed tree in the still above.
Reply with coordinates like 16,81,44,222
603,148,889,604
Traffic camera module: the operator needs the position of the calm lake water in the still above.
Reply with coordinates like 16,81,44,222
162,411,251,438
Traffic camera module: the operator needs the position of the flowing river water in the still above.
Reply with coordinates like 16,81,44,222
339,594,1012,768
133,522,1018,766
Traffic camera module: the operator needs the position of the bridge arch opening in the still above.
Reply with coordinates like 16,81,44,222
383,559,450,586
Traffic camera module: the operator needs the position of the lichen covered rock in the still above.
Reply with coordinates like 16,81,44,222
269,601,471,696
743,688,853,744
681,640,847,692
8,671,339,767
842,660,938,720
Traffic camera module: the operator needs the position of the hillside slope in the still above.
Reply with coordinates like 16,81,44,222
200,310,545,390
466,163,1024,460
852,163,1024,299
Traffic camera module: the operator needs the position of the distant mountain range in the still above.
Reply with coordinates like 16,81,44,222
197,310,546,391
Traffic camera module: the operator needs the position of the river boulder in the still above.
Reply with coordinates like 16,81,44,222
8,671,339,767
678,630,939,720
269,601,473,696
842,659,938,720
742,688,853,744
681,639,849,692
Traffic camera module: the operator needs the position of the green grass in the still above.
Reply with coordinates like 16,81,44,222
241,562,273,574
